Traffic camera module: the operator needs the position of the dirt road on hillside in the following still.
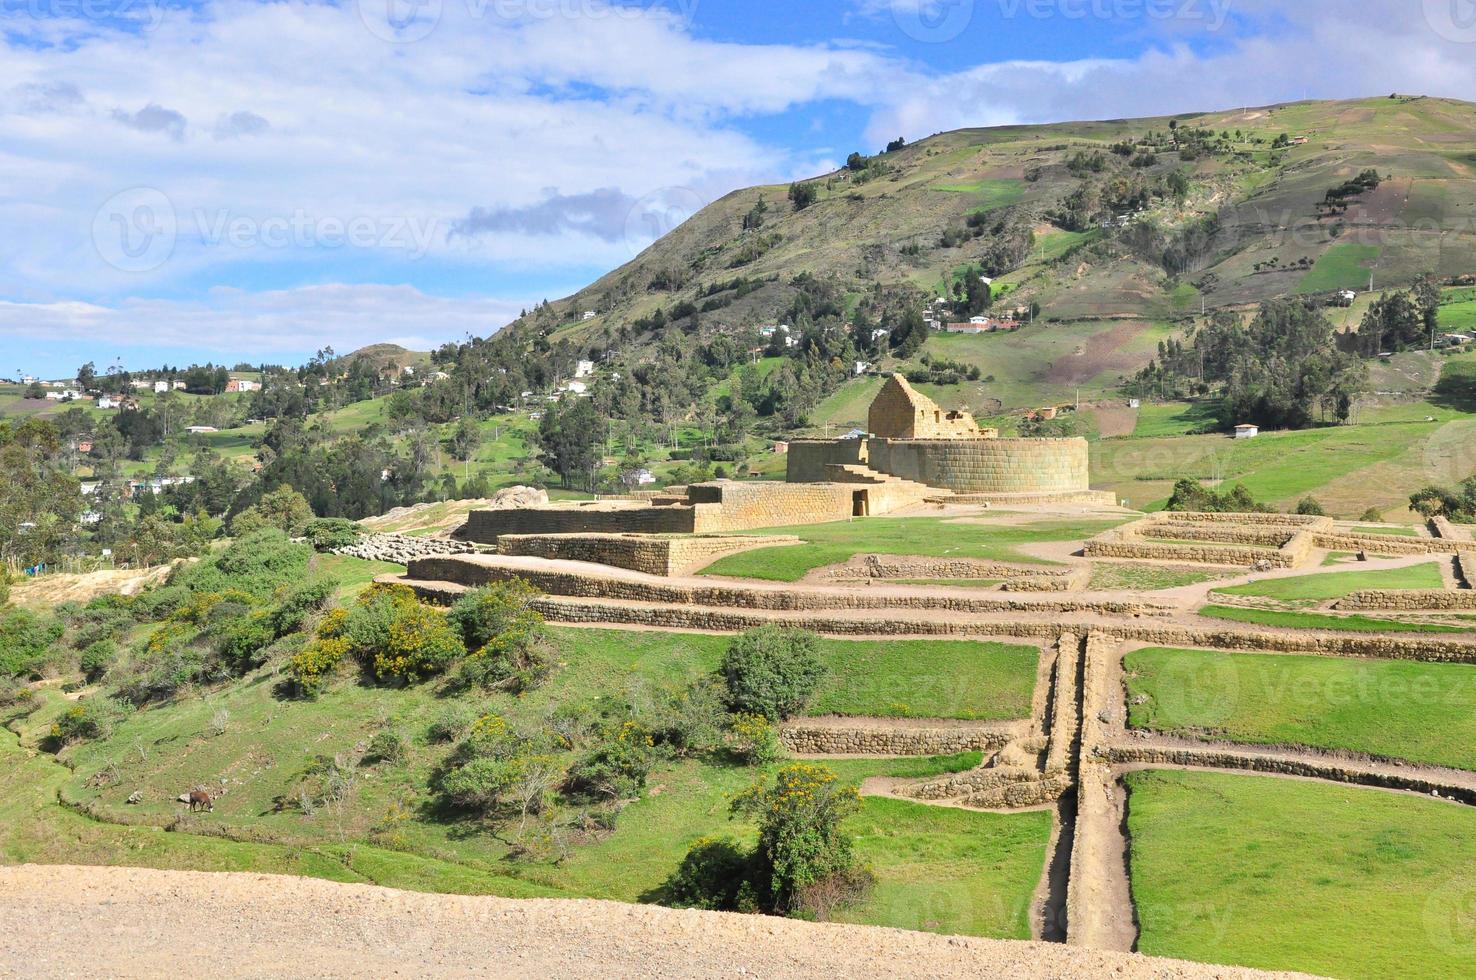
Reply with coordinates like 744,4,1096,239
0,865,1319,979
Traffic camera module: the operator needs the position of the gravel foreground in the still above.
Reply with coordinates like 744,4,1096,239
0,865,1319,979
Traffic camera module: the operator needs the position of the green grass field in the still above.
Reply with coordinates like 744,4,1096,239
1127,769,1476,979
931,178,1026,213
698,517,1123,582
1213,562,1446,603
1199,604,1467,634
805,639,1039,720
1087,564,1229,591
1129,401,1220,438
1297,243,1382,294
1126,647,1476,770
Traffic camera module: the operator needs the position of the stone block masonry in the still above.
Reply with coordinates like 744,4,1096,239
868,438,1090,495
1337,590,1476,611
779,720,1023,757
495,533,802,577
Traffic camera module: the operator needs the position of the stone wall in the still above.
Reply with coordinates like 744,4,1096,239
778,722,1018,756
1084,532,1297,568
464,502,699,542
867,438,1090,495
1140,524,1295,547
904,768,1073,809
869,375,986,440
1108,744,1476,805
1045,633,1081,775
1460,553,1476,589
1313,533,1464,556
495,533,802,577
406,556,1151,616
785,440,866,483
1432,517,1472,542
686,482,860,532
1084,514,1318,568
1336,590,1476,611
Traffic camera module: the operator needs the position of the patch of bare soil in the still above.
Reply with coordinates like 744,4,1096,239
0,865,1320,979
1092,406,1139,439
1042,322,1146,386
8,564,177,610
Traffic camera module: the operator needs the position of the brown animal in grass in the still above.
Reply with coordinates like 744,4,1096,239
187,789,214,812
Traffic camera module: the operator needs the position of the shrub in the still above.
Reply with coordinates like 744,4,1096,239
367,727,409,764
1294,496,1326,516
720,626,825,721
268,576,336,635
0,608,63,679
302,518,365,552
728,713,782,766
564,722,655,802
111,636,212,704
438,755,527,811
1164,479,1272,514
214,610,278,671
637,678,729,759
50,696,130,744
78,640,117,682
661,838,755,911
733,764,869,916
448,582,551,692
427,702,480,743
69,607,135,649
373,604,466,683
1360,507,1385,522
286,637,350,696
341,583,418,659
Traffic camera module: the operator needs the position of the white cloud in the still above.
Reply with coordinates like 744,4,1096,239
0,284,526,358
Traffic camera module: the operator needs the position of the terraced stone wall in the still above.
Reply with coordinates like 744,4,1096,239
786,439,867,483
464,502,698,543
778,723,1016,756
687,482,859,532
1312,533,1464,556
494,533,801,577
1337,590,1476,611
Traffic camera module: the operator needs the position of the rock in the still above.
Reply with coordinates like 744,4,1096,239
126,791,143,805
488,486,549,510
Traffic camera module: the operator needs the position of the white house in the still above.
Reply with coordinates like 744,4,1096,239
561,380,589,397
1338,289,1357,305
45,389,82,401
1442,333,1473,347
634,469,656,486
186,426,218,434
581,310,597,321
1234,423,1260,440
853,361,870,377
871,328,890,343
96,396,121,410
153,380,170,393
575,360,595,379
19,375,36,385
171,381,187,391
969,315,990,325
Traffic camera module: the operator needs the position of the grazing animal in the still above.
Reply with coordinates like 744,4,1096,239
187,789,214,813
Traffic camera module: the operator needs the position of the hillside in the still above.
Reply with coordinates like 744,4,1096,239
507,96,1476,364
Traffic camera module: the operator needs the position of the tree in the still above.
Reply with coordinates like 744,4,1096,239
788,182,817,212
76,362,97,392
535,397,606,491
451,416,483,462
885,137,906,153
845,152,866,172
23,382,44,400
229,485,314,537
0,419,83,568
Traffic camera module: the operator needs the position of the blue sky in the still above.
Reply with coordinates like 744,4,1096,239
5,0,1476,379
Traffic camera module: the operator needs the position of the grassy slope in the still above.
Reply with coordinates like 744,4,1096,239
1214,562,1446,603
1127,769,1476,979
1125,647,1476,770
698,518,1124,582
2,617,1051,936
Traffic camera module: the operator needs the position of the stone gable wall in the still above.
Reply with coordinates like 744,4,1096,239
778,723,1017,757
786,440,868,483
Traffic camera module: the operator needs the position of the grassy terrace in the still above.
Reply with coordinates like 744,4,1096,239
1214,562,1447,604
1087,564,1229,592
1125,647,1476,770
697,517,1124,582
1198,604,1468,634
1127,770,1476,979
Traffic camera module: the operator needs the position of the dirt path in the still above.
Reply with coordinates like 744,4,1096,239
0,865,1319,979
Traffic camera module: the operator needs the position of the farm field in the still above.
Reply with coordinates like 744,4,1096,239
1125,647,1476,770
1213,562,1447,603
697,517,1125,581
1126,769,1476,979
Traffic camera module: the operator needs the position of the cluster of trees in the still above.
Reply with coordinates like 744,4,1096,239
1410,476,1476,523
1338,279,1442,356
1137,299,1368,430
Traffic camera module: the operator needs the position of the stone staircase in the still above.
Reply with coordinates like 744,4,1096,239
823,463,938,512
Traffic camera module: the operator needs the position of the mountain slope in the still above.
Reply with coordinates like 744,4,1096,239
488,95,1476,413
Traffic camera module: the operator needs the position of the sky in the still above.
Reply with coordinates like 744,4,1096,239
6,0,1476,379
